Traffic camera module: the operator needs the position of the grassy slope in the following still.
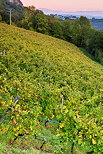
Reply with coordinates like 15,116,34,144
0,23,102,76
0,23,103,153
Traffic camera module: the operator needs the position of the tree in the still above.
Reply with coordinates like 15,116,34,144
87,29,103,64
31,13,49,34
62,20,73,42
0,14,2,21
70,17,91,47
70,19,82,46
17,6,36,30
78,16,91,47
0,0,9,23
0,0,3,14
0,0,24,24
24,6,35,20
48,16,63,39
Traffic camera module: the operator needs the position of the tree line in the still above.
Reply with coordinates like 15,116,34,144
0,0,103,64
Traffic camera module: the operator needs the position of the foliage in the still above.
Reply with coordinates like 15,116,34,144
63,16,91,47
0,14,2,21
0,23,103,153
18,7,48,33
78,16,92,47
62,20,72,42
48,18,64,39
87,29,103,64
0,0,24,24
31,12,49,34
0,2,102,64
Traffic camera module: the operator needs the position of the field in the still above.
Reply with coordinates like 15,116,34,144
0,23,103,153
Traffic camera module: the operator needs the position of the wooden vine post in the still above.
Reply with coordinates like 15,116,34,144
0,96,20,123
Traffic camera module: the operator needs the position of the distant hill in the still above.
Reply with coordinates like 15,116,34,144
40,8,103,19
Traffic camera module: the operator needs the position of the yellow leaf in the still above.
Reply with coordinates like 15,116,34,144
51,114,54,118
92,139,96,144
15,133,18,137
65,108,68,113
56,133,60,136
63,106,66,109
78,139,82,144
89,135,92,139
100,130,103,133
60,123,64,128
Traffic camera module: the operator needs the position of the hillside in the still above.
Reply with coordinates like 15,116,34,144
0,23,103,153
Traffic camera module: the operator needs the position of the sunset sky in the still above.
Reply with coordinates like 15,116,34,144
21,0,103,11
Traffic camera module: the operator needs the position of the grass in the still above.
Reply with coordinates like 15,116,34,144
0,142,50,154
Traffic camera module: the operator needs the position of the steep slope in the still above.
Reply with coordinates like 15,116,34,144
0,23,103,153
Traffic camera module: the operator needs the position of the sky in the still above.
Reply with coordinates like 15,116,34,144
21,0,103,12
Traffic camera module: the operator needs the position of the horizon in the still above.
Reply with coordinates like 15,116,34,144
21,0,103,12
36,8,103,13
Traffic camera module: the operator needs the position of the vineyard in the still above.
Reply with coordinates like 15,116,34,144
0,23,103,153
